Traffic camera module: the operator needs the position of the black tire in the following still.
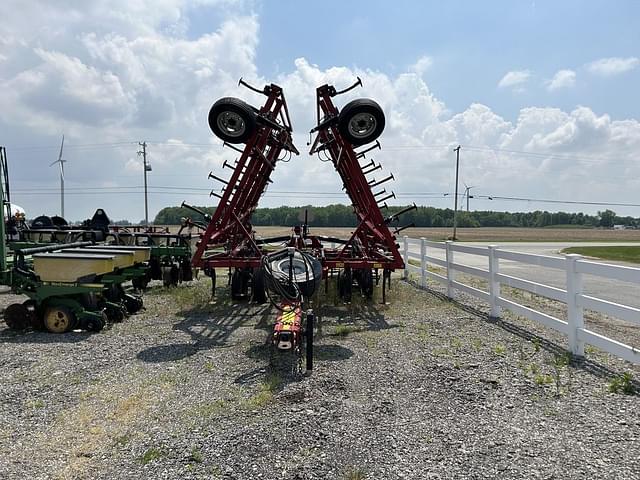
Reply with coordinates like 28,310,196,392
181,258,193,282
150,257,162,280
162,266,173,287
123,294,144,314
305,311,314,371
87,312,107,332
208,97,257,144
252,268,267,304
338,268,353,302
338,98,385,146
4,303,30,330
171,264,181,286
231,268,243,300
359,268,374,299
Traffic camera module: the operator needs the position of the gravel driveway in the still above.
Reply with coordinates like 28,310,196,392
1,276,638,480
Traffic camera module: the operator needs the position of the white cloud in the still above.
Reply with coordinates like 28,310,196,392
546,69,576,91
0,3,639,220
498,70,531,89
586,57,639,77
409,56,433,76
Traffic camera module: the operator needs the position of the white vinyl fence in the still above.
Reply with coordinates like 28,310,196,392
401,237,640,364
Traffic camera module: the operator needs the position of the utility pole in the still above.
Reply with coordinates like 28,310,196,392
138,141,151,225
452,145,461,241
49,135,66,218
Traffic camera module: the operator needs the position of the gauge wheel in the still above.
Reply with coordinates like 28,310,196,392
337,98,385,146
87,312,107,332
208,97,257,144
252,268,267,304
43,305,76,333
4,303,30,330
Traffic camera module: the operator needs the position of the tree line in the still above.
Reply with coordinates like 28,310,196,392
153,204,639,229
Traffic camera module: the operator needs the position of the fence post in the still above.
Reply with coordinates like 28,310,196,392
565,254,585,358
403,236,409,280
420,237,427,288
488,245,501,318
445,240,455,299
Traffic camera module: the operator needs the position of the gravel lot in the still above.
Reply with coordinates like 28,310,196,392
1,275,638,480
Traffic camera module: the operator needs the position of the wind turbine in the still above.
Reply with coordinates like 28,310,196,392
463,183,476,212
49,135,66,218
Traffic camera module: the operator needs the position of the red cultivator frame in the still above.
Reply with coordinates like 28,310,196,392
306,79,414,301
189,80,299,299
190,78,415,304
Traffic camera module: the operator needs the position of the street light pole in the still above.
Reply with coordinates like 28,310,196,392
452,145,461,241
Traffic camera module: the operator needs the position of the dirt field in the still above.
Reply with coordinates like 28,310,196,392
253,226,640,242
1,276,638,479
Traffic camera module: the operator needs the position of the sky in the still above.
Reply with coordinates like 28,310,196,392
1,0,639,222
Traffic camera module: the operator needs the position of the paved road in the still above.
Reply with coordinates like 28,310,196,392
407,241,640,309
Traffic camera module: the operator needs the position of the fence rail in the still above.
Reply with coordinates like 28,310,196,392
401,237,640,364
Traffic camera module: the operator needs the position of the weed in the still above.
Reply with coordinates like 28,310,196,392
333,325,361,337
195,399,227,417
450,337,463,350
246,373,282,408
492,344,506,356
608,372,636,395
189,447,204,463
140,447,164,464
534,373,554,386
204,361,215,372
114,434,132,447
548,352,572,396
28,399,45,409
471,338,483,351
345,467,367,480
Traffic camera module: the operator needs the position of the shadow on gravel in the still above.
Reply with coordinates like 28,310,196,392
137,342,198,362
418,282,640,390
245,342,353,363
0,328,93,344
137,298,274,363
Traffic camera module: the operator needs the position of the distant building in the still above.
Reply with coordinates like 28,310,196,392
612,224,627,230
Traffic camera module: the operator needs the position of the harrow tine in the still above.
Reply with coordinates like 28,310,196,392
209,190,223,199
222,159,236,171
370,174,394,188
208,172,229,184
373,189,386,197
359,159,375,170
222,142,244,154
355,140,381,159
384,203,417,224
377,192,396,203
363,163,382,175
394,223,415,235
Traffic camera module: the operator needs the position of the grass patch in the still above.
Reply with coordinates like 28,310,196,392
608,372,636,395
332,325,362,337
345,467,367,479
246,373,282,408
189,447,204,463
562,246,640,264
140,447,164,464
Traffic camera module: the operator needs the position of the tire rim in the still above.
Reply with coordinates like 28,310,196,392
44,307,72,333
216,111,246,138
348,112,377,139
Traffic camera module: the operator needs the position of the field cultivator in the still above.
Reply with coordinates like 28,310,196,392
187,78,417,371
192,78,416,304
